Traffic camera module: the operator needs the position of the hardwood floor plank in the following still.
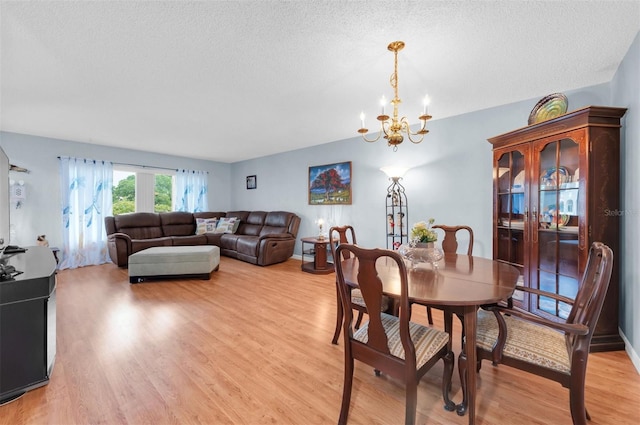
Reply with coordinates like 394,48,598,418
1,257,638,424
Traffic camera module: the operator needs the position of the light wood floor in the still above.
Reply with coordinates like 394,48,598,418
1,257,639,424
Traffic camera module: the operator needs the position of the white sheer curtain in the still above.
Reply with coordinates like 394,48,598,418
59,157,113,269
174,169,208,212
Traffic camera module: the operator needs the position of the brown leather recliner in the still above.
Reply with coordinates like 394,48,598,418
105,210,300,267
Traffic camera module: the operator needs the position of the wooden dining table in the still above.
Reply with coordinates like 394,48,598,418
339,253,520,425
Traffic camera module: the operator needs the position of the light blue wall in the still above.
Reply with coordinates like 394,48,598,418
232,84,611,260
612,30,640,368
0,132,232,247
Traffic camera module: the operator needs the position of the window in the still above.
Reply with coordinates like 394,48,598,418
113,170,135,214
112,166,174,213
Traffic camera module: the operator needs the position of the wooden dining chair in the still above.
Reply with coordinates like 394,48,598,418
473,242,614,425
334,244,455,425
329,225,392,344
425,224,474,325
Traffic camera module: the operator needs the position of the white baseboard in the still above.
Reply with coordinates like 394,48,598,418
619,328,640,374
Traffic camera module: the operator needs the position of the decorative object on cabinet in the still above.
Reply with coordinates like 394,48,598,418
357,41,432,150
381,167,408,249
540,166,569,189
308,161,352,205
246,175,257,190
489,105,626,352
527,92,568,125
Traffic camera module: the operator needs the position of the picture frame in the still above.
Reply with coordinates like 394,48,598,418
308,161,352,205
246,175,257,190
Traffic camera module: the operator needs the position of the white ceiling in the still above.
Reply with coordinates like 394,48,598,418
1,1,639,163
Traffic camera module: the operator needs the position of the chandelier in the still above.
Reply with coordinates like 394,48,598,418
358,41,431,151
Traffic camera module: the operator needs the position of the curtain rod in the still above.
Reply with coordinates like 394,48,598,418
112,161,177,172
58,157,208,173
115,163,209,174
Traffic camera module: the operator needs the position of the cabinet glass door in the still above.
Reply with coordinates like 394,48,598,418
495,147,528,308
533,138,580,319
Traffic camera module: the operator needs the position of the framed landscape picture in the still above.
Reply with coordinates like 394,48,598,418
308,161,352,205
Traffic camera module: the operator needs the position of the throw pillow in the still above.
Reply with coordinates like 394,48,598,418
195,218,219,235
214,217,238,234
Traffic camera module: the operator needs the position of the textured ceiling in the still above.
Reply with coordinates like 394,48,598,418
1,1,639,163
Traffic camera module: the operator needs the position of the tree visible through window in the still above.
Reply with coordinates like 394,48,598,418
112,168,173,214
154,175,172,212
113,173,135,214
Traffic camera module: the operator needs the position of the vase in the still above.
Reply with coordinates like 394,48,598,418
399,242,443,270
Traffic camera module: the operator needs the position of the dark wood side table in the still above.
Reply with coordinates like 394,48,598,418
300,237,334,274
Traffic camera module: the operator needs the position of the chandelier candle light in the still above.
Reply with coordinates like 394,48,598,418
358,41,432,151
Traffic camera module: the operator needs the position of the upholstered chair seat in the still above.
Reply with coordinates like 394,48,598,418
354,313,450,368
476,310,570,374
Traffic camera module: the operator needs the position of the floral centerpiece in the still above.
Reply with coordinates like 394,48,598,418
401,218,443,270
410,218,437,244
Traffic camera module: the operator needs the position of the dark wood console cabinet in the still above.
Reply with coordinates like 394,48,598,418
488,106,626,352
0,246,57,403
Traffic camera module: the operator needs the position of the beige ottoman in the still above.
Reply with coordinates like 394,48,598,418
128,246,220,283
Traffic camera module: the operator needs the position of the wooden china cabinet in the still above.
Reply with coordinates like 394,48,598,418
488,106,626,352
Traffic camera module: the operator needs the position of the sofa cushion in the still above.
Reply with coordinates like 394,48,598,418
241,211,267,236
195,217,219,234
259,211,294,236
236,236,259,256
114,213,164,239
205,233,223,246
225,211,250,222
194,212,227,220
131,237,172,253
160,212,197,237
172,234,208,246
220,234,241,250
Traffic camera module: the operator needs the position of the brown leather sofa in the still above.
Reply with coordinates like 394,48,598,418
105,210,301,267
